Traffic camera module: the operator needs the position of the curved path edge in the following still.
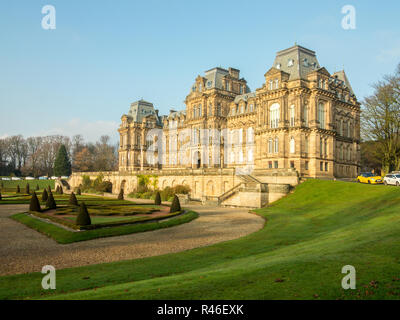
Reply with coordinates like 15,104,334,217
0,202,264,276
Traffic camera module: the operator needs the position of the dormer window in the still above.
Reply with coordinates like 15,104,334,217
269,80,273,90
207,81,212,88
288,59,294,67
276,63,281,69
226,81,230,91
239,85,243,94
192,85,196,92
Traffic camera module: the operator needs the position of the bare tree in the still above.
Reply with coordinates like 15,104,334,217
362,64,400,174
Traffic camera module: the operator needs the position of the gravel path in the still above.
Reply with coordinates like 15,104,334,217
0,203,264,276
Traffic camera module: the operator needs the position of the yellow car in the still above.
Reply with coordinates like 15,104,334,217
356,172,383,184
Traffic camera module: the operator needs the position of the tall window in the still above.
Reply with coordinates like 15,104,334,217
318,102,325,129
249,104,254,112
269,80,273,90
268,138,273,153
324,139,327,156
274,79,279,89
274,137,279,153
270,103,280,128
304,136,309,154
226,82,230,91
198,105,202,117
339,119,343,136
303,104,308,127
209,104,212,116
320,138,323,157
347,121,351,137
290,137,295,154
289,105,295,127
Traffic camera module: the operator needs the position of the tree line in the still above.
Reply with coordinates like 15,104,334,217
361,63,400,174
0,134,118,177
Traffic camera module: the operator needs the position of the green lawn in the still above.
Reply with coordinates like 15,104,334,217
0,179,55,190
1,180,400,300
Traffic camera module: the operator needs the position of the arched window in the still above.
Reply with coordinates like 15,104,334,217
318,102,325,129
290,137,295,154
274,137,279,153
289,105,295,127
270,103,280,128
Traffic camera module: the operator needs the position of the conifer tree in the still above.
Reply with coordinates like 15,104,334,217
53,145,72,177
76,188,81,195
155,191,161,205
25,183,30,194
46,192,57,209
170,195,181,213
42,188,48,202
76,202,91,226
118,188,124,200
29,192,41,212
36,184,40,191
16,185,20,193
69,192,78,206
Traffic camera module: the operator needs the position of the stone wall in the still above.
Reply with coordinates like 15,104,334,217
68,168,299,208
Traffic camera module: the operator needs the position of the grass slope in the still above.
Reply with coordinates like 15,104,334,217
1,180,400,300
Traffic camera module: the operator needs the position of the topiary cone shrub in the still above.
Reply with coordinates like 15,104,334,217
55,185,60,194
69,192,78,206
170,195,181,213
59,186,63,195
118,188,124,200
76,188,81,196
0,191,2,201
16,185,20,193
41,188,48,202
29,192,41,212
46,192,57,209
155,191,161,205
76,202,91,226
25,183,30,194
36,184,40,191
48,185,51,193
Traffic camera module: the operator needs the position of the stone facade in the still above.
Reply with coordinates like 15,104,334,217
118,44,361,179
69,44,361,208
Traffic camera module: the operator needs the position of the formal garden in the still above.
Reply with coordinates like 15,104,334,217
1,181,197,244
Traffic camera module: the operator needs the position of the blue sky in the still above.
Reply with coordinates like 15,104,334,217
1,0,400,142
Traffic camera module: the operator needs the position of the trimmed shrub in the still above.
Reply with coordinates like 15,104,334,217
48,185,51,193
155,191,161,205
170,195,181,213
69,192,78,206
76,202,91,226
0,191,2,200
59,186,63,195
36,184,40,191
118,188,124,200
173,184,190,194
25,183,30,194
29,192,41,212
41,188,48,202
16,185,20,193
46,192,57,209
76,188,81,196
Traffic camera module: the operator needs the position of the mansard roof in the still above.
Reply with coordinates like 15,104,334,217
272,44,321,80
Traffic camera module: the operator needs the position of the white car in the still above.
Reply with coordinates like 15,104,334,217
383,174,400,186
61,176,69,179
11,177,21,181
25,176,35,180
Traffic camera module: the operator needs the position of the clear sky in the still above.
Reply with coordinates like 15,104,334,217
1,0,400,142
